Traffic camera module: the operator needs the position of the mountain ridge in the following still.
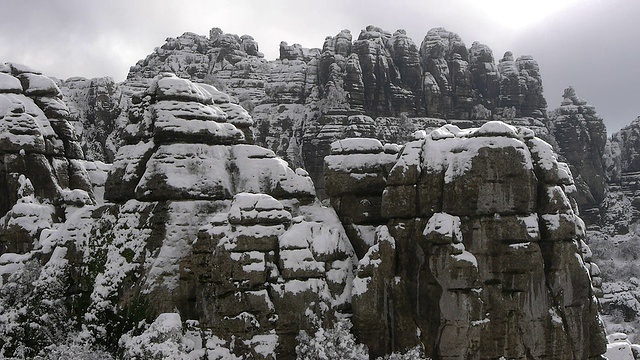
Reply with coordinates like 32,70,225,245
1,24,639,358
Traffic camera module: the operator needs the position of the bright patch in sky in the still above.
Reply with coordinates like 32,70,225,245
468,0,584,30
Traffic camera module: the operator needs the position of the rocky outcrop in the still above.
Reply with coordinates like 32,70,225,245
497,52,547,118
549,87,607,216
59,26,558,203
0,63,98,254
59,76,122,162
606,116,640,183
0,73,356,359
592,116,640,341
0,66,611,359
325,121,607,359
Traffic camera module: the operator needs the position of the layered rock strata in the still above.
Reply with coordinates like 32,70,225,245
58,76,122,162
0,63,97,254
325,121,607,359
0,73,356,359
98,73,357,358
0,67,611,358
549,87,607,216
59,26,564,202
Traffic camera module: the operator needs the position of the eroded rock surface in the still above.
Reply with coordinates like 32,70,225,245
0,63,99,254
549,87,607,216
59,26,561,202
325,121,607,359
0,73,356,359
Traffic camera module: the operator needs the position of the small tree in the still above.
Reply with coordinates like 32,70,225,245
295,318,368,360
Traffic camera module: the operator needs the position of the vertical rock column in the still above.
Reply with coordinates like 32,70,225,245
325,121,608,359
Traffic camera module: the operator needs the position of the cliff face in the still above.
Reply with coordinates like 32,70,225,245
0,70,608,358
591,117,640,339
58,26,562,197
0,73,356,358
54,26,612,213
325,122,606,359
58,76,122,162
548,87,607,218
0,63,99,254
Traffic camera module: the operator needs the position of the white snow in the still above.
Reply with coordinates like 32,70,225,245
280,248,325,273
234,224,286,241
153,102,241,140
387,139,423,180
136,144,233,199
518,214,540,239
281,278,330,297
156,73,213,104
242,331,278,358
111,140,156,182
473,120,518,137
424,212,462,243
352,276,371,297
230,251,266,272
197,83,231,104
352,225,377,247
21,73,61,95
324,152,397,173
0,72,22,92
375,225,396,249
606,340,635,360
549,307,563,325
527,137,558,171
330,138,383,155
205,335,241,360
421,123,533,183
540,214,561,231
470,317,490,326
454,251,478,267
232,144,315,197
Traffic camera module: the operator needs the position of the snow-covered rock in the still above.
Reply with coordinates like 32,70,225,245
32,75,353,359
325,121,607,358
548,86,607,216
0,64,98,254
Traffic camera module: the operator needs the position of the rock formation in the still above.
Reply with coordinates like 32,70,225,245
59,76,122,162
58,26,560,201
0,23,618,358
590,116,640,340
0,63,97,254
325,122,607,359
0,73,356,359
549,87,607,218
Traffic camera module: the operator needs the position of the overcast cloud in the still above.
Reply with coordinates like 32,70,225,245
0,0,637,133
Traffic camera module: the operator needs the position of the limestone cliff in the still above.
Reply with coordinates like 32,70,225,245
0,63,98,254
325,122,607,359
58,26,558,200
0,70,609,359
0,73,355,359
549,87,607,218
54,26,608,219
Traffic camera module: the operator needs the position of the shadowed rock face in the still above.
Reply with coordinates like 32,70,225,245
549,87,607,215
0,68,609,358
56,26,608,223
0,63,98,254
58,26,558,200
325,121,607,359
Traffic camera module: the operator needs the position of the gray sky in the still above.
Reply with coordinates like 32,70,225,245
1,0,637,133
